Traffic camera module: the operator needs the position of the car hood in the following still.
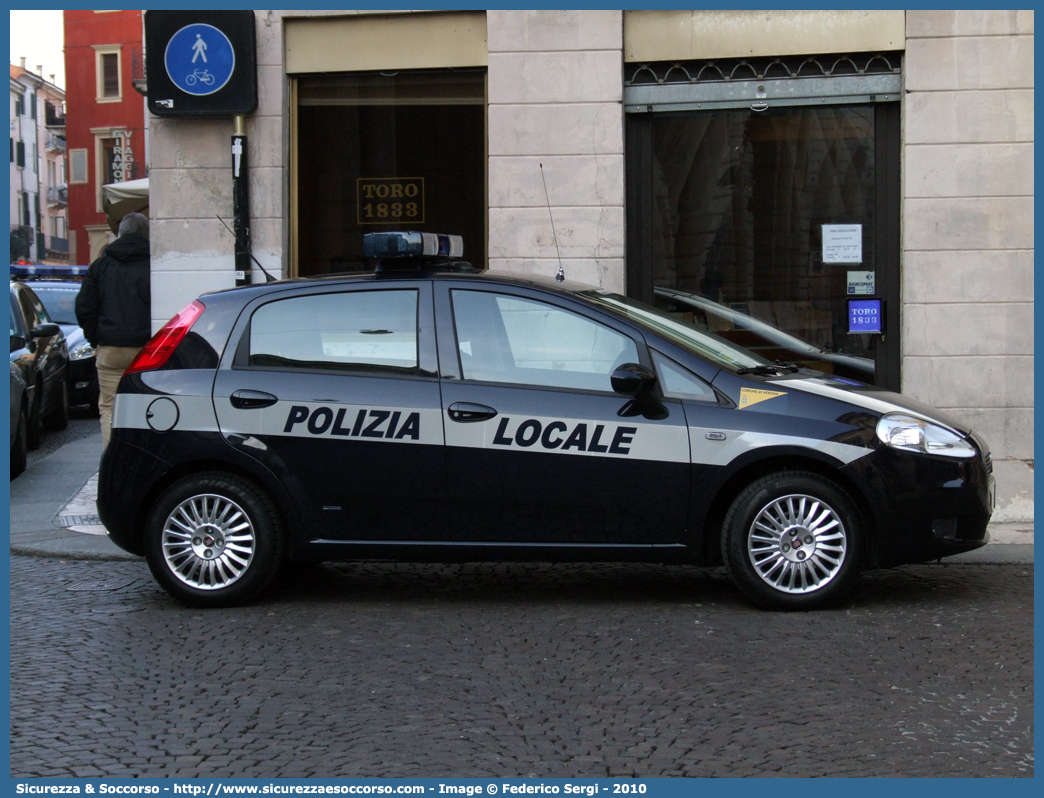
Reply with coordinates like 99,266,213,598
774,375,973,435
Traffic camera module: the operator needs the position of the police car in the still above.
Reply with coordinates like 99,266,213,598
98,232,995,610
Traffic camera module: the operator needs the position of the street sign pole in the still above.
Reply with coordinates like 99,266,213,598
232,115,250,287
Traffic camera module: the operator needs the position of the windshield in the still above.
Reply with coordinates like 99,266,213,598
579,291,768,371
28,285,79,325
657,290,823,355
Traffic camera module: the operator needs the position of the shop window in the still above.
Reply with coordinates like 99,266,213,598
626,55,901,389
293,69,486,277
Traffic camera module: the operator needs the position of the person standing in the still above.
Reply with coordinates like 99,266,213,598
75,212,152,447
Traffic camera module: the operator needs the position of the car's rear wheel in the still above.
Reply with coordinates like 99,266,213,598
10,401,27,479
722,471,861,610
144,472,285,607
43,379,69,431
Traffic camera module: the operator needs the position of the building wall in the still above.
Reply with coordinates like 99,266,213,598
902,10,1034,459
63,9,146,265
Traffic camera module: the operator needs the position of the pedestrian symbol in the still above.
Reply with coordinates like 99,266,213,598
164,23,235,97
191,34,207,63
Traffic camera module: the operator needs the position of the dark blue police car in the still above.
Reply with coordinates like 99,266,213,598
98,232,995,609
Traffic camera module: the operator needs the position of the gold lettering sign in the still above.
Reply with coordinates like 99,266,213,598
357,178,425,225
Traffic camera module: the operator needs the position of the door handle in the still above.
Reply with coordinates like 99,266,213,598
447,402,497,422
230,389,279,409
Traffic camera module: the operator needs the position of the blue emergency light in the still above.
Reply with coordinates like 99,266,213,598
363,231,464,260
10,263,88,279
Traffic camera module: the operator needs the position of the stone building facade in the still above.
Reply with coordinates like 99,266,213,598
147,10,1033,472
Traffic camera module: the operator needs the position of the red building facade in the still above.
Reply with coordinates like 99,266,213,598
63,9,146,264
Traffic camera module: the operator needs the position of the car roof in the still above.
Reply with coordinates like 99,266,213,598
201,268,607,305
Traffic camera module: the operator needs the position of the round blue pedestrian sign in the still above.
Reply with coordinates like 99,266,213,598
164,23,235,97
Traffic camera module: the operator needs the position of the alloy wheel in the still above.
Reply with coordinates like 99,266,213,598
161,493,256,590
747,493,847,594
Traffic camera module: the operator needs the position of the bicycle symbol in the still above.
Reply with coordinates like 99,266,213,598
184,69,215,87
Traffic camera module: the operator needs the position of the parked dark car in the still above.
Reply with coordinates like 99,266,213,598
10,281,70,448
98,232,994,611
10,362,27,477
27,280,100,412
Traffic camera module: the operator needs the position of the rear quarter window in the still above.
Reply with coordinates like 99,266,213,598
248,289,419,375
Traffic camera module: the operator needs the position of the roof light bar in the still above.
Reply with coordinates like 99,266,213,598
363,231,464,260
10,264,89,278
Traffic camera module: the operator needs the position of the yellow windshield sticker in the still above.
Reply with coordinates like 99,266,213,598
739,387,787,409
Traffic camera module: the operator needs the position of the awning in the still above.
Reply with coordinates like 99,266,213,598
102,177,149,234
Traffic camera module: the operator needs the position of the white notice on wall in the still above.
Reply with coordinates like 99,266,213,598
822,224,862,264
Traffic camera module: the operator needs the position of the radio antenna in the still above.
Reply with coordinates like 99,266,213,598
216,215,276,283
539,163,565,283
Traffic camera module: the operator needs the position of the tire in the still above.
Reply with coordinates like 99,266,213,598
43,379,69,431
722,471,862,610
10,402,27,479
25,384,41,451
144,472,285,608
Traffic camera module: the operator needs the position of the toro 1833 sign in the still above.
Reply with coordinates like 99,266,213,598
357,178,425,225
145,10,257,117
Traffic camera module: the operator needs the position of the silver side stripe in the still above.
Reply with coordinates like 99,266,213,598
113,393,220,433
689,427,871,466
445,411,690,463
224,401,445,446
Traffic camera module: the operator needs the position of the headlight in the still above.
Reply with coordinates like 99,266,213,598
875,413,976,458
70,342,95,361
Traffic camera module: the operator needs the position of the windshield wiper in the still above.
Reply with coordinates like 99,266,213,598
736,361,801,376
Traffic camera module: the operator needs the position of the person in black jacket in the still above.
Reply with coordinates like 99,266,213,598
75,212,152,447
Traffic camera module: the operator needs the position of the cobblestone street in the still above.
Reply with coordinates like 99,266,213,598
9,556,1033,778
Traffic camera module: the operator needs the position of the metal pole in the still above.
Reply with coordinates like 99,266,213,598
231,114,250,286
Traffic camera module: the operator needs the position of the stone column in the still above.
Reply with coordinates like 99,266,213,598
902,10,1034,461
487,10,625,291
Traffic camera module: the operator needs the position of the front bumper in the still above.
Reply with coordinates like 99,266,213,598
68,357,98,406
842,443,994,567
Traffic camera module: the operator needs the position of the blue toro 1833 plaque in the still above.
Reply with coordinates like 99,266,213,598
145,10,256,117
848,298,883,334
165,24,236,96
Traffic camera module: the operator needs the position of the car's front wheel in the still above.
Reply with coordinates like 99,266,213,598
722,471,861,610
144,472,285,607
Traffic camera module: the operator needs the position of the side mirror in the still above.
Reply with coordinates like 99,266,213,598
10,334,25,353
612,363,668,421
30,323,60,339
611,363,657,396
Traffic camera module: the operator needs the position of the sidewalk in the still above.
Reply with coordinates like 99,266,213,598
8,431,1035,564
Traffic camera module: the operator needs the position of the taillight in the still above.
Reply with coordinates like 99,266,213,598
125,300,205,375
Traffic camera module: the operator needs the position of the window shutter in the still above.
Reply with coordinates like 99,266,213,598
30,93,37,119
16,141,25,167
102,53,120,97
